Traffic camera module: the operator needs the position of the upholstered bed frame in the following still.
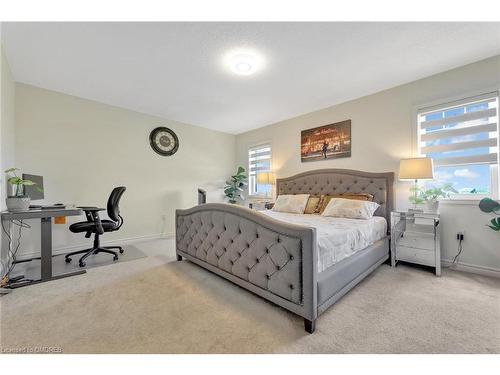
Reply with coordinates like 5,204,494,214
176,169,394,333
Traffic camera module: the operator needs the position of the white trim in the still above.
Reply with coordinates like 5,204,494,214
442,259,500,278
248,140,273,198
412,87,500,200
247,139,273,149
15,233,173,261
439,198,484,206
419,91,498,115
411,85,500,155
415,87,500,116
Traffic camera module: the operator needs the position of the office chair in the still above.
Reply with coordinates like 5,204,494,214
65,186,126,267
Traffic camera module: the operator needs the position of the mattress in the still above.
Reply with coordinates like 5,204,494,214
260,211,387,272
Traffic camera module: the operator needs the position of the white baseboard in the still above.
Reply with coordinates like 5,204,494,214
15,233,175,261
441,259,500,278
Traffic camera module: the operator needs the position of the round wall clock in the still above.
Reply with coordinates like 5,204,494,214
149,127,179,156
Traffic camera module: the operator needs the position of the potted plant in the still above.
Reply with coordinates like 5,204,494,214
224,166,248,204
409,184,456,212
478,198,500,232
4,168,39,211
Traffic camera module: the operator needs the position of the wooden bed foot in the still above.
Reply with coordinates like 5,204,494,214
176,254,182,261
304,318,316,334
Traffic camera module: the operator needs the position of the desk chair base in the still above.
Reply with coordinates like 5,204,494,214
65,235,124,267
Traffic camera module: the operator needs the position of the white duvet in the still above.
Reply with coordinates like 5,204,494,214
260,211,387,272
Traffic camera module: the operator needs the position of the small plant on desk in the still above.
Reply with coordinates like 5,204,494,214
4,167,42,211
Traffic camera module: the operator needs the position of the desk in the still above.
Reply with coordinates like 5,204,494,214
1,208,85,287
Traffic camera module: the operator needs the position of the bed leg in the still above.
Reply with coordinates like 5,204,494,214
304,318,316,334
176,254,182,261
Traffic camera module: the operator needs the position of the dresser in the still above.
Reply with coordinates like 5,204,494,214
391,211,441,276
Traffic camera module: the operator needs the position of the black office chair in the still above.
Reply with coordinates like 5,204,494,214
65,187,126,267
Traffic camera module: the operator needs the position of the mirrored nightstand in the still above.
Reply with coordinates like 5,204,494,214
391,211,441,276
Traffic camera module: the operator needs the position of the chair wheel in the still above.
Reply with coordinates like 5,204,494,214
79,262,86,267
119,249,124,254
65,257,72,263
113,255,118,261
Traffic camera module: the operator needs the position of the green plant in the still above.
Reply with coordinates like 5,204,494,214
224,166,248,204
478,198,500,232
408,184,457,205
4,168,40,197
420,184,457,202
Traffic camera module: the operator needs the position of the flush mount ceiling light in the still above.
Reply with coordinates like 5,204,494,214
224,48,265,76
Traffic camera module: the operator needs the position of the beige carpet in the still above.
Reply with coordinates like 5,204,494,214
1,238,499,354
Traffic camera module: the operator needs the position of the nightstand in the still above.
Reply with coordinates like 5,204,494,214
391,211,441,276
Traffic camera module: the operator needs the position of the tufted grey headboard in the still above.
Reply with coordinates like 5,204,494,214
276,169,394,226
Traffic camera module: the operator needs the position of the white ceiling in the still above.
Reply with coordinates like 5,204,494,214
3,22,500,134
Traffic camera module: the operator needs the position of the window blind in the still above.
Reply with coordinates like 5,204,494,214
417,92,499,167
248,143,271,196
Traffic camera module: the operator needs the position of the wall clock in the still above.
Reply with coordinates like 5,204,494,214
149,127,179,156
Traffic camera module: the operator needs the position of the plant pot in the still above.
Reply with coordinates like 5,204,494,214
6,196,31,211
425,200,439,213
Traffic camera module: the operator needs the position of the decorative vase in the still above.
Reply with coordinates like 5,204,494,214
6,196,31,211
425,200,439,213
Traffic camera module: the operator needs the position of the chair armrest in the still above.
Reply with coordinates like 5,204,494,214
77,207,105,234
77,206,105,212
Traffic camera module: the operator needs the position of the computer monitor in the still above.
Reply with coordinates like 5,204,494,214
22,174,44,200
198,188,206,205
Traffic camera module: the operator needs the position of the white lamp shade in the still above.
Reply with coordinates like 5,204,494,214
256,172,275,185
399,157,434,180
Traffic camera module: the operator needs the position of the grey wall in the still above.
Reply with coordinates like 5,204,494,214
1,40,16,269
12,83,236,257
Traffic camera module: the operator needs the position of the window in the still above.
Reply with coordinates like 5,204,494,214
248,143,272,197
417,92,499,198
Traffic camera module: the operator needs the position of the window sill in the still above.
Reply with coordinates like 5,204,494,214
439,199,481,206
439,198,499,206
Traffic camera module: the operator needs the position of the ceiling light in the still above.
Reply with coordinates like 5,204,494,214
224,49,265,76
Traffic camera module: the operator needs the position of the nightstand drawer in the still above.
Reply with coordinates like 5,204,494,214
405,222,434,234
398,234,435,250
397,245,435,267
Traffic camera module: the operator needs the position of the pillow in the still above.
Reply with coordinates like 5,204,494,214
272,194,310,214
317,193,374,214
304,196,321,214
321,198,380,220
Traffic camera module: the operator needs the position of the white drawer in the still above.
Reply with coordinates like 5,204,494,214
397,245,435,267
398,233,435,250
405,222,434,234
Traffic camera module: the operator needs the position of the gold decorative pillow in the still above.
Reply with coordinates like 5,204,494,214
317,193,374,214
272,194,310,214
304,196,321,214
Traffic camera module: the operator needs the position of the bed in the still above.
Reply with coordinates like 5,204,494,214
175,169,394,333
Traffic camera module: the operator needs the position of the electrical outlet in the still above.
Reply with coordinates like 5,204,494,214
456,231,465,241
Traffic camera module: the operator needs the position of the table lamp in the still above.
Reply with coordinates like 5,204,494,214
256,172,275,198
399,157,434,211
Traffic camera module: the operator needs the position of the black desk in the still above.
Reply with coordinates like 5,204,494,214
1,208,85,287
